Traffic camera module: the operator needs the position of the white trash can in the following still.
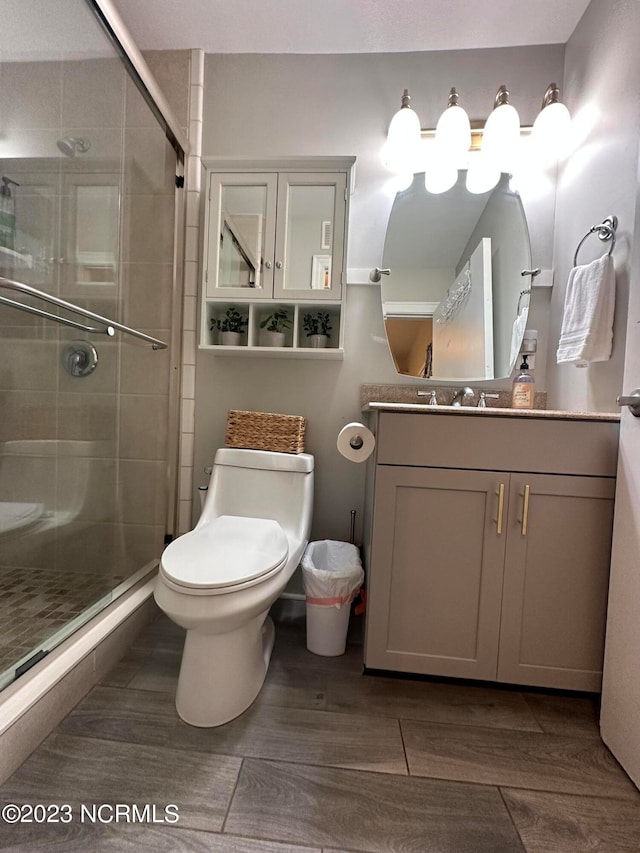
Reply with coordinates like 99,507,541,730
301,540,364,656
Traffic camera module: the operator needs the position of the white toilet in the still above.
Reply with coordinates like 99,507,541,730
154,447,314,727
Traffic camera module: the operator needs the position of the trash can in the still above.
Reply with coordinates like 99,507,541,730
301,540,364,656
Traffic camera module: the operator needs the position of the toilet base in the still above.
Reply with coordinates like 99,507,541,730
175,613,275,727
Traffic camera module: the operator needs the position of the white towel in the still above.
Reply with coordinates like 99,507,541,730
509,305,529,373
556,253,615,367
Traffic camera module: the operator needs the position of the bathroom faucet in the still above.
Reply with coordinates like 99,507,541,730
451,387,474,406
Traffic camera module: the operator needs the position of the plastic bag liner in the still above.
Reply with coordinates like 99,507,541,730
301,540,364,608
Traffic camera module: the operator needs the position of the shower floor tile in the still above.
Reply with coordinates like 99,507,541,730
0,566,126,681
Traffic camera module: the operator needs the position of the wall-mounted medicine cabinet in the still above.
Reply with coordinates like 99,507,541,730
200,157,354,357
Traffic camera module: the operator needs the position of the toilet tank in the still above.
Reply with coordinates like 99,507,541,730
199,448,314,540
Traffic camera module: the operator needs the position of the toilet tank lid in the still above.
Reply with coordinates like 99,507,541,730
214,447,314,473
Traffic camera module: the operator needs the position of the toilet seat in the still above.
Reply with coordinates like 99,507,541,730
160,515,288,592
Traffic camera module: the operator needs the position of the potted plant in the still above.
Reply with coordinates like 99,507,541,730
303,311,332,348
210,306,248,345
259,309,291,347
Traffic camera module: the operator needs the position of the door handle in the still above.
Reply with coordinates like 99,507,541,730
496,483,505,535
617,388,640,417
521,484,531,536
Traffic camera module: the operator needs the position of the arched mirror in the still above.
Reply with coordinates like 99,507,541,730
381,171,532,381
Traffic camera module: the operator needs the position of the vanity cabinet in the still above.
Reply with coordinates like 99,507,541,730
200,159,354,356
364,410,619,691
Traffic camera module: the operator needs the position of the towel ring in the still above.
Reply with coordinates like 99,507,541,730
573,215,617,267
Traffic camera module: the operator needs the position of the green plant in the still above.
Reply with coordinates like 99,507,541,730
259,309,291,334
210,306,248,334
303,311,332,338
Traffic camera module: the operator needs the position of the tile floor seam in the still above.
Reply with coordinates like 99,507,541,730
205,753,538,793
85,683,550,739
397,715,410,775
216,826,323,852
497,783,640,803
398,714,603,740
519,691,600,737
497,785,529,853
19,729,247,772
220,756,244,835
220,822,369,852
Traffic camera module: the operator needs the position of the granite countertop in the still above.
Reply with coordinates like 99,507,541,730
367,401,620,422
361,383,620,422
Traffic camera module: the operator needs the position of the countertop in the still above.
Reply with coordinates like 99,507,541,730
367,401,620,422
360,382,620,422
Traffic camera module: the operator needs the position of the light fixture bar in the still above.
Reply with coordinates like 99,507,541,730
421,123,532,152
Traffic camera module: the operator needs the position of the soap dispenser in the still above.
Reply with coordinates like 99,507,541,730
0,177,19,252
511,354,536,409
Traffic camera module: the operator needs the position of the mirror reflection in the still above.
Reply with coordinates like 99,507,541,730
218,184,267,289
284,184,334,290
381,170,531,381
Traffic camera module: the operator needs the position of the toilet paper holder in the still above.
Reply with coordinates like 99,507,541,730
337,422,376,463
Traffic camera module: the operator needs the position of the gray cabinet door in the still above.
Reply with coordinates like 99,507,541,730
365,465,508,679
498,473,615,690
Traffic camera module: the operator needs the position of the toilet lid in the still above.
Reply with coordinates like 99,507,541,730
161,515,288,590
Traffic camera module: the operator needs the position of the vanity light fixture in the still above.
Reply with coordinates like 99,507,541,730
383,82,569,194
434,88,471,157
465,85,520,193
425,87,471,194
531,82,572,162
480,85,521,172
381,89,422,173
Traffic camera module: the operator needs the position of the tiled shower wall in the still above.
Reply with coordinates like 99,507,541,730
141,49,197,535
181,50,204,534
0,52,178,586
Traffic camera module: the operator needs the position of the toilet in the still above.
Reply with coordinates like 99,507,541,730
154,447,314,727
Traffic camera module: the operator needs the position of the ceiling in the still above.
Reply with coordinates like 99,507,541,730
112,0,592,54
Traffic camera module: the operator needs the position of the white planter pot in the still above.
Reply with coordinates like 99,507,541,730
309,334,328,349
220,331,242,346
260,331,286,347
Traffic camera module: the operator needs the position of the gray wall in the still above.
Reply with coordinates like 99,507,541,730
547,0,640,412
195,45,564,540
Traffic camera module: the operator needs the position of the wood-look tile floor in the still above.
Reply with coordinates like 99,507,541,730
1,613,639,852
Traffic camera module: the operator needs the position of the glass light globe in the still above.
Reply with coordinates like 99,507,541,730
424,158,458,194
482,103,521,173
382,105,422,172
466,156,500,194
435,105,471,158
392,172,415,193
531,101,572,162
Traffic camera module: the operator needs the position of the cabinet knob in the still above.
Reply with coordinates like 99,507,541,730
264,260,272,269
275,261,283,269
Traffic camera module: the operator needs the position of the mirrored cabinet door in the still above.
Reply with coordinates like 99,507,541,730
205,173,277,299
273,172,346,301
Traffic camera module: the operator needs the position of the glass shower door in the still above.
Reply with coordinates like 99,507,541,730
0,0,181,689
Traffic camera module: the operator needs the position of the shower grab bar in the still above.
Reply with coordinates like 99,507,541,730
0,276,168,350
0,293,114,336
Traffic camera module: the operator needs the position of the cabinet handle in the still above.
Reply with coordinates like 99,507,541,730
521,484,531,536
496,483,505,535
264,260,272,269
275,260,283,269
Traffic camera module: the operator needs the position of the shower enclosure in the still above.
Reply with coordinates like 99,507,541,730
0,1,184,689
